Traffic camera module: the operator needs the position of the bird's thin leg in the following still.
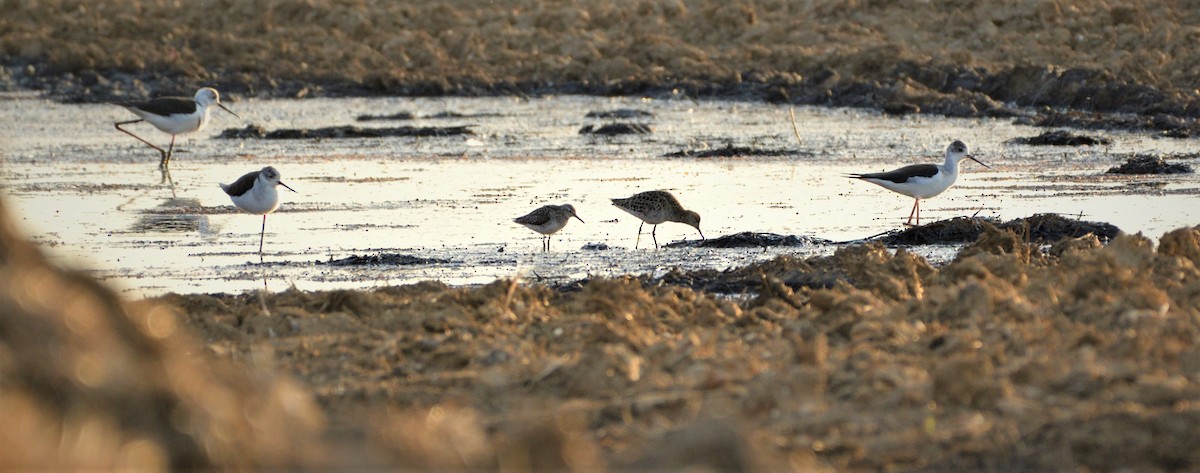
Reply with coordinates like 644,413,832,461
161,135,177,169
115,120,169,161
905,199,919,226
635,222,644,249
159,167,176,197
259,215,267,264
652,224,659,249
544,236,550,252
915,199,921,226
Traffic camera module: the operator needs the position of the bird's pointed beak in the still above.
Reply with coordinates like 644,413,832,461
279,181,298,193
217,102,241,119
967,155,992,169
573,214,585,224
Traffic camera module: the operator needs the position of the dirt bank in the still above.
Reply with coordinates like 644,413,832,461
147,226,1200,470
5,1,1200,126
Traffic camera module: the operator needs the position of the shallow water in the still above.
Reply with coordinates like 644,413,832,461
2,93,1198,296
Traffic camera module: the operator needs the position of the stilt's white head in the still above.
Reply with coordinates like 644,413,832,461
948,140,990,168
195,87,240,118
260,166,297,193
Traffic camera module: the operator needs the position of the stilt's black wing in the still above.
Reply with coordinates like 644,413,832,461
850,164,938,183
118,97,197,116
220,170,260,197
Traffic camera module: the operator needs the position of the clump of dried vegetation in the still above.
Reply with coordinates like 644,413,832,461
4,0,1200,102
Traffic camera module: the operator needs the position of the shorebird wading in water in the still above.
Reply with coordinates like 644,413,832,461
513,204,584,252
221,166,296,263
611,190,704,249
849,140,990,226
114,87,240,169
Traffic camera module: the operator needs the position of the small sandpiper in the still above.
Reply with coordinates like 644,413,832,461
513,204,584,252
611,190,704,249
849,140,990,226
114,87,240,169
221,166,296,263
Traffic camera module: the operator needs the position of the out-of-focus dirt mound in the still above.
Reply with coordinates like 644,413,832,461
7,0,1200,123
153,224,1200,471
0,200,324,470
878,214,1120,246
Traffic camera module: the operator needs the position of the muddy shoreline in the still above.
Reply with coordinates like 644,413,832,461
8,1,1200,138
10,58,1200,136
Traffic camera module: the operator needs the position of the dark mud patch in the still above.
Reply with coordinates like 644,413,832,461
585,109,654,119
320,252,450,266
1106,155,1195,175
356,111,502,121
875,214,1120,246
664,232,831,249
1005,130,1111,146
218,124,473,139
663,144,794,158
578,123,652,135
1016,110,1200,137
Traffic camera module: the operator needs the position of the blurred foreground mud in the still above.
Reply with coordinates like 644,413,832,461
157,222,1200,470
0,199,324,470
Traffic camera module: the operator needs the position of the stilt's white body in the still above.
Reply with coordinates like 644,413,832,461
858,160,961,200
228,175,282,215
115,88,238,169
120,87,223,135
220,166,296,263
128,105,210,135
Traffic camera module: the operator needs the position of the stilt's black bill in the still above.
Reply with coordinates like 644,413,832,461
279,181,298,193
218,102,241,119
968,155,991,169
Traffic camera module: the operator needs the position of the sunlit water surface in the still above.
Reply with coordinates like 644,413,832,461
2,93,1198,296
